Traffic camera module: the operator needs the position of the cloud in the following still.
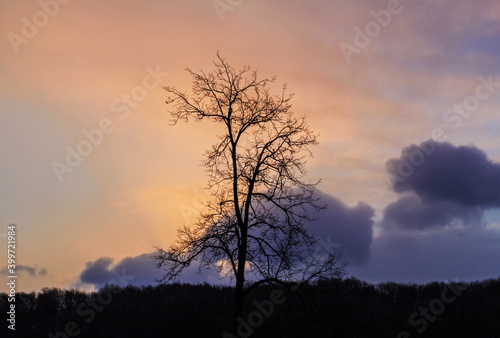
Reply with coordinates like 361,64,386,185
356,141,500,283
384,141,500,230
383,194,484,231
0,265,48,277
309,191,374,265
348,227,500,284
79,257,115,284
77,252,226,289
387,140,500,207
252,189,375,265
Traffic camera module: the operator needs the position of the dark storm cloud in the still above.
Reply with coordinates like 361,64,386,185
308,191,374,265
79,257,115,285
387,140,500,207
259,189,375,264
384,141,500,230
383,195,484,230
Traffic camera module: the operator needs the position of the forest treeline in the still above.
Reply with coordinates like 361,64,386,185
1,277,500,337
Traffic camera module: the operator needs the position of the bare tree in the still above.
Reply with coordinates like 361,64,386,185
155,53,345,331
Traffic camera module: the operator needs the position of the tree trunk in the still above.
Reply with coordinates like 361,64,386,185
233,239,247,333
233,274,244,332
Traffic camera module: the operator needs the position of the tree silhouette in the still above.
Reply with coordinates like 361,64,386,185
154,53,345,331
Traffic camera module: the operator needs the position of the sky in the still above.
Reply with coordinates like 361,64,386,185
1,0,500,292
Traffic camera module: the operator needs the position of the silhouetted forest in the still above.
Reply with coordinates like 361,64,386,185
2,277,500,337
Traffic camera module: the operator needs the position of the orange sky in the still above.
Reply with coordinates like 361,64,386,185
1,0,500,291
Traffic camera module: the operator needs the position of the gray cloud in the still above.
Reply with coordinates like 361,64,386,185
79,257,115,284
384,141,500,230
383,194,484,231
0,265,48,277
77,253,225,289
357,141,500,283
309,191,374,265
387,140,500,207
16,265,36,276
348,227,500,284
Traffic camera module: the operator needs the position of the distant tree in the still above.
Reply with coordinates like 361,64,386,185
154,53,345,331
